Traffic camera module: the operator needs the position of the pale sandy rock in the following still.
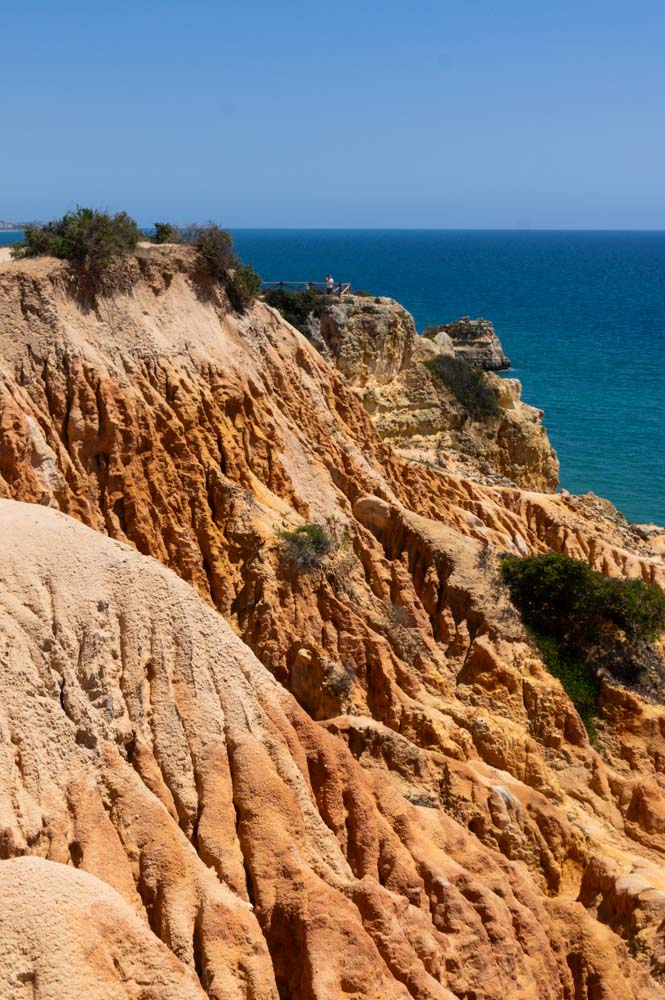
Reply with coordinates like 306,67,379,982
317,295,415,385
433,330,456,354
0,857,206,999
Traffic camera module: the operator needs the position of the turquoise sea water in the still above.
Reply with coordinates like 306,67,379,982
3,229,664,525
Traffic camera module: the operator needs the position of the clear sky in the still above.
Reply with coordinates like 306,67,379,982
3,0,665,228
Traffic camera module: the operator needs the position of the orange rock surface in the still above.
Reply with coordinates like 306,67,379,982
0,247,664,997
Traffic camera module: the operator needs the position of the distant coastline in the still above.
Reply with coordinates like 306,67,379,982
0,222,41,232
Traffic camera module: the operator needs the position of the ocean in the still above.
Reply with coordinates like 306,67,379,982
3,229,664,525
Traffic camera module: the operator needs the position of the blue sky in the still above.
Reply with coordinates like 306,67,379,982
3,1,665,228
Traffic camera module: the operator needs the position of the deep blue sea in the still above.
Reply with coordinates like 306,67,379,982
3,229,664,525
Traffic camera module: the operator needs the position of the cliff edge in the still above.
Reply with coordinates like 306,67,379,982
308,294,558,491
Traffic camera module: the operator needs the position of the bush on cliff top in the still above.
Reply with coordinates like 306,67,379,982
501,552,665,735
153,222,261,313
11,211,261,312
263,288,330,335
11,208,141,278
152,221,177,244
424,354,499,419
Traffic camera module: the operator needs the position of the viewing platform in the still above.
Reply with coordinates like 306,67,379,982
261,280,352,296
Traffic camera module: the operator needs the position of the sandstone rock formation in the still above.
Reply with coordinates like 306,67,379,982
310,294,557,491
0,500,662,1000
0,857,206,999
425,316,511,371
0,247,664,997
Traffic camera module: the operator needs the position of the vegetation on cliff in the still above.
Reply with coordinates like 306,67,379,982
11,208,140,280
11,211,261,311
425,354,500,419
152,221,177,244
185,223,261,312
277,522,334,570
263,287,331,334
502,552,665,732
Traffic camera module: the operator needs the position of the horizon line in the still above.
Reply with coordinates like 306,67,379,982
226,226,665,233
3,224,665,235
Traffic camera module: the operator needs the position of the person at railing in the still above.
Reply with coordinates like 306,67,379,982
326,274,335,295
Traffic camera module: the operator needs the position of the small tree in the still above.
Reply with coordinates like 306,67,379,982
189,224,236,280
152,221,176,244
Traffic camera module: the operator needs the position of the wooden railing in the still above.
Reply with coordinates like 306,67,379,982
261,280,352,296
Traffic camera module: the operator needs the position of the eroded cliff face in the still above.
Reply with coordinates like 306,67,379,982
0,248,665,998
310,295,559,492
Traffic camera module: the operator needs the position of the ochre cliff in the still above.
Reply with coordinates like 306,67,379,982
309,294,559,491
0,247,665,997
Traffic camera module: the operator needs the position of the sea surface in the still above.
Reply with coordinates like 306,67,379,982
3,229,664,525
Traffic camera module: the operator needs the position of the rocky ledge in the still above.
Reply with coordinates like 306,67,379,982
425,315,511,371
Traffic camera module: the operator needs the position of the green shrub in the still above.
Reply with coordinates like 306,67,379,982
501,552,665,735
152,221,176,244
180,224,261,313
601,576,665,640
11,207,140,278
189,224,235,280
226,262,262,313
500,552,665,644
11,224,58,258
263,288,330,335
278,523,333,571
533,633,600,742
425,354,499,419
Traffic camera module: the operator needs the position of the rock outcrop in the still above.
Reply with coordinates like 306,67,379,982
425,316,511,371
0,247,664,997
317,296,415,384
310,294,557,491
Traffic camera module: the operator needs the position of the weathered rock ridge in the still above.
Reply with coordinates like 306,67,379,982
0,247,664,996
309,295,558,491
